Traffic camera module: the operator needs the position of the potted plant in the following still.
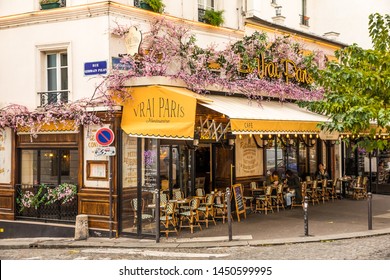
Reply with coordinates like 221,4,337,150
40,0,61,10
203,9,225,26
140,0,165,13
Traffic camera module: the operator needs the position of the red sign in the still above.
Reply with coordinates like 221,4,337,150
95,127,115,146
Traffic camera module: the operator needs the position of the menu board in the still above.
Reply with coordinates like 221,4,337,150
122,135,137,188
235,135,263,177
232,184,246,221
143,150,157,192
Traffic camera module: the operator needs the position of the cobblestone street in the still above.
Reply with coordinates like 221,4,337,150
1,234,390,260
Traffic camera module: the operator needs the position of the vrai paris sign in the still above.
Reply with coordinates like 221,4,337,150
238,53,314,85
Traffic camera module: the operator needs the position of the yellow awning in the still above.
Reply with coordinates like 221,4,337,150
201,95,329,134
121,85,211,139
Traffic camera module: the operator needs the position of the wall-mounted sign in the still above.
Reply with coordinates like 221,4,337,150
95,146,116,156
112,57,133,70
124,26,142,56
238,53,313,85
84,61,107,76
319,130,339,140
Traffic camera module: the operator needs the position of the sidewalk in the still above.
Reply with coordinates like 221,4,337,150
1,194,390,249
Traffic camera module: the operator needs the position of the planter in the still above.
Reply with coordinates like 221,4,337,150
140,2,153,11
41,3,61,9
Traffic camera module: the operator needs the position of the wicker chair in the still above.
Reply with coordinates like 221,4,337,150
198,193,216,228
179,197,202,233
160,201,178,238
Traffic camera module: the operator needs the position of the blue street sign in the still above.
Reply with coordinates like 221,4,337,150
84,61,107,76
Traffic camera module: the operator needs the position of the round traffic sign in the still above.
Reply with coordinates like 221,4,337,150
95,127,115,146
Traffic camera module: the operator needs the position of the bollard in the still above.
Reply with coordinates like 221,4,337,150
303,196,309,236
226,187,232,241
368,192,372,230
75,214,89,240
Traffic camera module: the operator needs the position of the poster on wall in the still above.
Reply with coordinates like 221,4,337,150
122,134,137,188
83,125,111,188
0,128,12,184
235,135,263,177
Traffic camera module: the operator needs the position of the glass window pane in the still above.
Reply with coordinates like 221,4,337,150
47,54,57,68
41,150,58,186
142,138,157,234
60,53,68,67
47,69,57,91
61,67,68,90
21,150,38,185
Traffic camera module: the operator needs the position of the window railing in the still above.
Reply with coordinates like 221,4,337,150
134,0,141,8
37,90,69,107
198,7,207,22
15,184,77,222
198,4,214,23
300,14,310,26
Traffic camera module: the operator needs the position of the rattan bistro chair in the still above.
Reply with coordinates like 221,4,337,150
130,198,153,227
160,201,178,238
256,185,274,214
179,197,202,233
271,184,285,212
198,193,216,228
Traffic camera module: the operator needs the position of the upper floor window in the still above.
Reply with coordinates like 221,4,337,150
300,0,309,26
39,51,68,106
39,0,66,10
198,0,215,22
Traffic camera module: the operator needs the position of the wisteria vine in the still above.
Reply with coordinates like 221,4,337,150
0,16,328,135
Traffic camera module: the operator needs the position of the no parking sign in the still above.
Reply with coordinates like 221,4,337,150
95,127,115,146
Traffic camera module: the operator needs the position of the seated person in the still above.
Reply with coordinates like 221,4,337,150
315,163,329,180
284,170,302,207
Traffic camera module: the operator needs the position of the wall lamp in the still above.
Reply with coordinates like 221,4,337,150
193,131,200,150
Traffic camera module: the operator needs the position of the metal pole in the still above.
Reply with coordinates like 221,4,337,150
226,187,232,241
230,164,234,186
369,152,372,193
368,192,372,230
304,196,309,236
155,188,160,243
109,157,113,239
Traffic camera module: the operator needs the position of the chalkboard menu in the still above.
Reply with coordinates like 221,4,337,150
232,184,246,222
144,150,157,192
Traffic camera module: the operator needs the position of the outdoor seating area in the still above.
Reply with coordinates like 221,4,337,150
127,174,370,239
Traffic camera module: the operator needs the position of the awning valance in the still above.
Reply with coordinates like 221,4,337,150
17,120,78,134
121,85,211,140
201,95,329,134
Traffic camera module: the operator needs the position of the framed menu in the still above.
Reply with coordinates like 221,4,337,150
87,160,108,180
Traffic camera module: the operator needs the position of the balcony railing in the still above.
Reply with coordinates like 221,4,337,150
198,7,207,23
15,184,77,223
38,90,69,107
300,15,310,26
